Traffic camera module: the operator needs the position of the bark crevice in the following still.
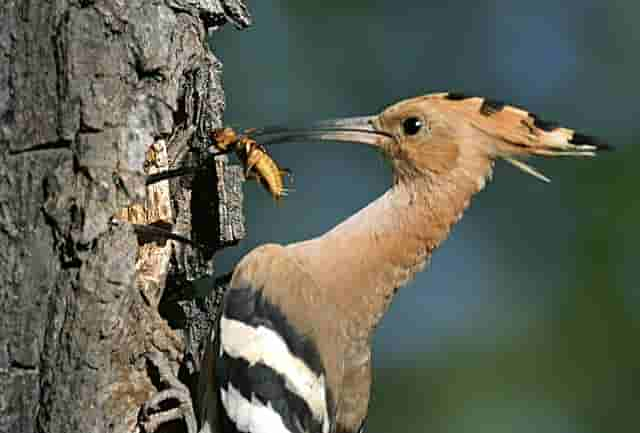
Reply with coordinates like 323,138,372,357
0,1,251,432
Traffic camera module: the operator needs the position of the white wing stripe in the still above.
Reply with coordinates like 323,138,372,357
220,383,293,433
220,315,329,429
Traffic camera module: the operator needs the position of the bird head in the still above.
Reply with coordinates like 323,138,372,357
255,92,610,185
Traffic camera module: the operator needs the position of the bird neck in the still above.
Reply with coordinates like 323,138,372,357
295,165,491,338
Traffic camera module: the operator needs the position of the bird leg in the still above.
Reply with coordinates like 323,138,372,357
139,352,198,433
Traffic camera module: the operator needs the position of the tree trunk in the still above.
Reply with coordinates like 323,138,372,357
0,1,250,432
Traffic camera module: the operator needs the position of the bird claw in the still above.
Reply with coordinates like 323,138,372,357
139,352,198,433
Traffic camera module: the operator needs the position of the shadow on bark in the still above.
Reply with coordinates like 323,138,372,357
0,1,251,432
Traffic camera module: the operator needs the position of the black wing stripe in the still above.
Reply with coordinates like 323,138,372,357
223,287,324,376
219,353,324,433
218,287,332,433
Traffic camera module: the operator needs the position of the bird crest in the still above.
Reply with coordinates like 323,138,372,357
427,92,610,182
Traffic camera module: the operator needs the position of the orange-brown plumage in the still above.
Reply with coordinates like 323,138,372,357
202,93,609,433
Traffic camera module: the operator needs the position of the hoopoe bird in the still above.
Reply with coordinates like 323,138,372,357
197,92,608,433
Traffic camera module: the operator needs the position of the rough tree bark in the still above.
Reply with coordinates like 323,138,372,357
0,1,250,432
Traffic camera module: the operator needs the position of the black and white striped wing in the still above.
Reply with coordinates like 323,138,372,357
217,286,331,433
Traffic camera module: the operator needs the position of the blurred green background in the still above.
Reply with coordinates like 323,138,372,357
210,1,638,432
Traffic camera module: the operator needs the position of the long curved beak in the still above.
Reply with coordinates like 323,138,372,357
249,115,393,148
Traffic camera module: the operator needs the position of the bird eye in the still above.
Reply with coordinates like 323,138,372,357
402,117,423,136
